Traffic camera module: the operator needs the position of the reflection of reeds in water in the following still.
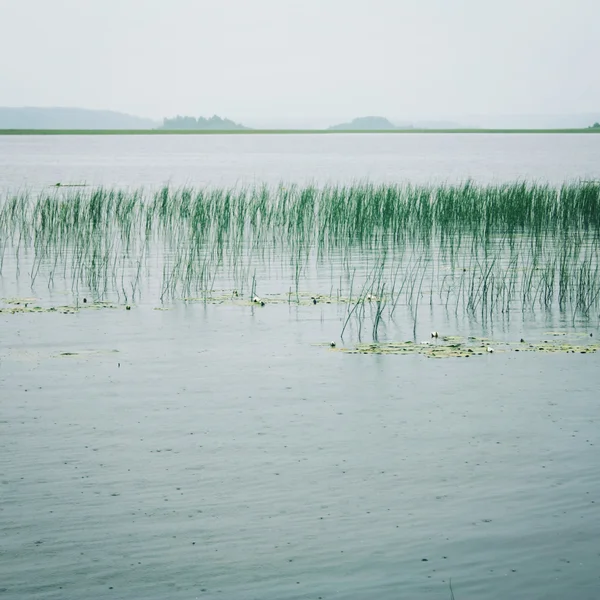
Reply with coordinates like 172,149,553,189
1,182,599,327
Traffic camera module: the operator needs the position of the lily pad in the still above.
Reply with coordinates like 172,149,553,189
337,336,599,358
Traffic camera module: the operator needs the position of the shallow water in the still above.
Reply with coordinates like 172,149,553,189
1,135,600,599
1,306,599,600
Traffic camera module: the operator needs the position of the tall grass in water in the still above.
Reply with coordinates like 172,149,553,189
1,181,599,324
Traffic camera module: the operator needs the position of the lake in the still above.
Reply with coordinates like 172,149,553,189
1,134,599,600
1,133,600,190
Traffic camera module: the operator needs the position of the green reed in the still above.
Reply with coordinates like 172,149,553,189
1,181,599,327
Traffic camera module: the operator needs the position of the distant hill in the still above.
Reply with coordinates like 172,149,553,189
328,116,408,130
0,107,158,129
160,115,249,130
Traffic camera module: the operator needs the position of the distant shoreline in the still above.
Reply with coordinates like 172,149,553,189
1,128,599,135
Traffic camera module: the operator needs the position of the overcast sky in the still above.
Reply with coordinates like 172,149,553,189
1,0,599,125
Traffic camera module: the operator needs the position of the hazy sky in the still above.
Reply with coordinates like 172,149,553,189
1,0,599,124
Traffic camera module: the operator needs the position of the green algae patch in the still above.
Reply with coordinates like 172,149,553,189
1,297,38,305
2,291,363,313
0,300,121,314
79,301,119,310
515,341,599,354
338,336,599,358
543,331,594,338
341,340,490,358
0,297,46,313
181,291,346,306
0,305,74,314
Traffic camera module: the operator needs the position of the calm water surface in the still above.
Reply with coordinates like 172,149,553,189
1,134,599,600
0,133,599,190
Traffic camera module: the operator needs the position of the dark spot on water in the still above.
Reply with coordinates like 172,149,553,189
421,558,428,562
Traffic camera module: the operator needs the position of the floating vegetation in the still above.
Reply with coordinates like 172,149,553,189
339,335,600,358
52,183,89,188
54,349,120,359
1,182,599,338
1,297,38,305
0,292,346,313
0,297,120,314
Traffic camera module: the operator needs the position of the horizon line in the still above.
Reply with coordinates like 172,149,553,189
1,127,600,135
